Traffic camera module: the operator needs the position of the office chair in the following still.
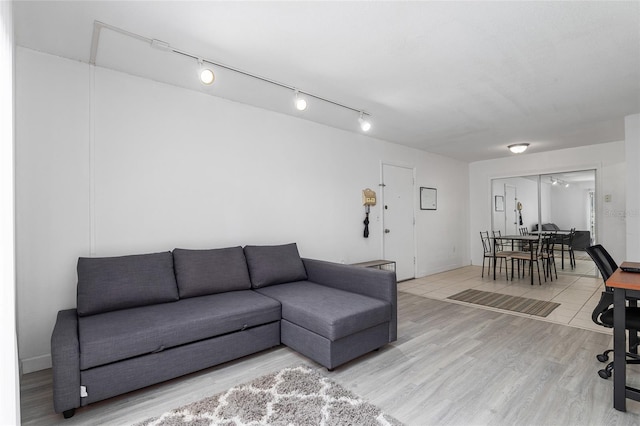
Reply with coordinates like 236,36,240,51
586,244,640,379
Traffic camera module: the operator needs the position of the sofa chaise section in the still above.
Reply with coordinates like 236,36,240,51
245,244,397,370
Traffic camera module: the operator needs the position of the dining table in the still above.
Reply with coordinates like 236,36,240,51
606,262,640,412
492,234,539,286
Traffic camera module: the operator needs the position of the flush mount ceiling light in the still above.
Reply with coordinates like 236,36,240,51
197,59,215,85
294,89,307,111
89,21,374,134
358,112,372,132
508,143,529,154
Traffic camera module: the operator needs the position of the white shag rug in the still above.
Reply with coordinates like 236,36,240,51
135,365,403,426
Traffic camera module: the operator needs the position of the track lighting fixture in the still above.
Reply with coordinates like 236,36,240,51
294,90,307,111
91,21,374,133
508,143,529,154
549,176,570,188
358,112,371,132
198,59,215,85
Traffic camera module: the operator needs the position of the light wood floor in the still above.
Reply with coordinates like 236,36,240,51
20,292,640,425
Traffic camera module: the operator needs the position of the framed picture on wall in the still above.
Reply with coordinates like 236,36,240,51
495,195,504,212
420,187,437,210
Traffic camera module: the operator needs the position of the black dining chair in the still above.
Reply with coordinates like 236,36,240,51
586,244,640,379
510,236,545,285
480,231,511,278
541,233,557,281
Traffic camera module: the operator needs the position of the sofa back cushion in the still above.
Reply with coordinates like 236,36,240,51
77,251,179,316
244,243,307,288
173,246,252,298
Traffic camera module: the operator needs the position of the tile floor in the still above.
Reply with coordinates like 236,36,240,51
399,256,610,334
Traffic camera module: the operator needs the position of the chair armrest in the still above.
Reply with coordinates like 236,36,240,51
302,258,397,342
51,309,81,414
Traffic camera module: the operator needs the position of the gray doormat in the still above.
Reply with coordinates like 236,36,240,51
134,365,403,425
447,289,561,317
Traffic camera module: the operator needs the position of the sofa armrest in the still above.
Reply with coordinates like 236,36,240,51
302,258,397,342
51,309,81,414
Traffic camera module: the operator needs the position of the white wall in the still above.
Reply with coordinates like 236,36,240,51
15,48,469,372
469,141,626,266
0,1,20,424
626,114,640,260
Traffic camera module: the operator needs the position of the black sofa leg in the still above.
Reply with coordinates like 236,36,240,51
63,409,75,419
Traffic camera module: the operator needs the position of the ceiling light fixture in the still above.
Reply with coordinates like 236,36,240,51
294,89,307,111
90,21,373,133
358,112,371,132
508,143,529,154
197,59,215,85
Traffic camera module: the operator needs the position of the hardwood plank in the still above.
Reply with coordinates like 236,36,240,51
20,293,640,425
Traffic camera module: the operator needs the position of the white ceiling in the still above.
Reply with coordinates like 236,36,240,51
13,1,640,162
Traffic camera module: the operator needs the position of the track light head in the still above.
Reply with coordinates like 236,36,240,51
358,112,371,132
197,59,215,85
294,90,307,111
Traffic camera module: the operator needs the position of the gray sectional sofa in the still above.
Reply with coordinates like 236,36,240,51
51,243,397,419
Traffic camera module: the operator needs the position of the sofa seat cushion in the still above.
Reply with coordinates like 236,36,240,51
78,290,281,370
256,282,390,341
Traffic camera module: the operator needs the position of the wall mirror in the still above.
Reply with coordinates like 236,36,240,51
491,169,596,277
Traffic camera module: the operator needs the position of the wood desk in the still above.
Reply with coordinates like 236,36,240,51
606,262,640,411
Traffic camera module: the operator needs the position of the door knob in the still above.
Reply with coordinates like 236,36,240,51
384,229,390,233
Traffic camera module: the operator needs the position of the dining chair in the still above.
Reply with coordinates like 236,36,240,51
510,236,544,285
541,233,557,281
586,244,640,379
480,231,510,278
555,228,576,269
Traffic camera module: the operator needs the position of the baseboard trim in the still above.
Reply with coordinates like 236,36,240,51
21,353,51,374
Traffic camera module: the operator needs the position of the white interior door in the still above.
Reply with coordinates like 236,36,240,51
382,164,415,281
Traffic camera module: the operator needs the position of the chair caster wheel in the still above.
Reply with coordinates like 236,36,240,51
597,353,609,362
598,369,611,379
